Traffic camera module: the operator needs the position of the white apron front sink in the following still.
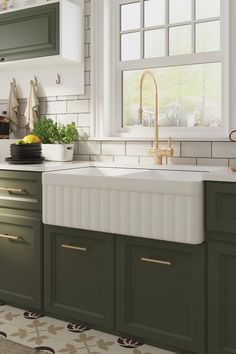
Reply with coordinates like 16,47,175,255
43,166,206,244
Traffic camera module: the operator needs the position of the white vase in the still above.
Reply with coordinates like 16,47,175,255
42,144,74,162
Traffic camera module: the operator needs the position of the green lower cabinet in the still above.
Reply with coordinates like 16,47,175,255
208,240,236,354
44,225,114,329
116,237,205,354
0,211,42,310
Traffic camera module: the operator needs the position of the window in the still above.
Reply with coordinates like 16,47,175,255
91,0,229,139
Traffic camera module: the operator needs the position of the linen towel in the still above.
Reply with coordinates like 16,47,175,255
8,81,19,133
25,80,40,132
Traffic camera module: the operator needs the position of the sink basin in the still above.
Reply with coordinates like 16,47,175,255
43,166,207,244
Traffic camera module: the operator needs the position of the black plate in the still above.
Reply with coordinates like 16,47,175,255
5,157,45,165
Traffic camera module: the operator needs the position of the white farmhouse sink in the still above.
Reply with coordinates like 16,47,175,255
42,166,208,244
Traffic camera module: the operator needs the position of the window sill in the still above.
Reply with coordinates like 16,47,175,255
88,136,231,142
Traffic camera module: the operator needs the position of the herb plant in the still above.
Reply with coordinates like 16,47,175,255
33,117,78,144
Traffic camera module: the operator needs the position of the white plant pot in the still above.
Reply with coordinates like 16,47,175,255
42,144,74,162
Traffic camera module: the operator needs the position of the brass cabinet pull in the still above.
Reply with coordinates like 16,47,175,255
61,244,87,252
0,233,22,241
141,257,172,266
0,187,25,193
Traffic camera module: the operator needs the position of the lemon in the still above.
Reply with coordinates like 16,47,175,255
23,135,41,144
16,140,25,145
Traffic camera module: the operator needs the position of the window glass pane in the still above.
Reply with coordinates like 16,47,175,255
169,0,192,23
196,0,220,20
144,29,165,58
196,21,220,52
144,0,165,27
169,25,191,56
121,2,140,31
122,63,222,128
121,32,140,61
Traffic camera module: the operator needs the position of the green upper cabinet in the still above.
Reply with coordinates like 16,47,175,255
116,236,205,354
0,3,59,62
0,1,84,65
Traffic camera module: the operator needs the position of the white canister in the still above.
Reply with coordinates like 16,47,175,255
42,144,74,162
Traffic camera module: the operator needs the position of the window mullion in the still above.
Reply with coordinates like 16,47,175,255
192,0,196,54
140,0,144,59
165,0,169,56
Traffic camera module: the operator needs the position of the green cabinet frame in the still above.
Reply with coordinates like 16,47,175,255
0,3,59,62
208,241,236,354
116,236,205,354
0,210,43,310
44,225,114,329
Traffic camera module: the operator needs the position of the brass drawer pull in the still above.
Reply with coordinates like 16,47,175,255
0,233,22,241
141,257,172,266
61,244,87,252
0,187,25,193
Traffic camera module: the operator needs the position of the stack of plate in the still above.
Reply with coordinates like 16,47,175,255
5,143,45,164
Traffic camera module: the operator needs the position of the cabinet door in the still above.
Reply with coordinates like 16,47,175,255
44,226,114,329
208,241,236,354
116,237,205,354
0,3,59,62
0,212,42,310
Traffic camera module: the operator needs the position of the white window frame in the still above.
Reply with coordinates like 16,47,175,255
91,0,231,140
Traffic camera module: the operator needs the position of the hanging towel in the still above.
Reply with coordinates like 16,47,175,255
8,82,19,133
25,80,40,133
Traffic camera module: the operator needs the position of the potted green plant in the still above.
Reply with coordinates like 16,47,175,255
33,117,78,161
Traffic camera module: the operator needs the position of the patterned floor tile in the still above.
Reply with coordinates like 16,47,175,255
0,304,176,354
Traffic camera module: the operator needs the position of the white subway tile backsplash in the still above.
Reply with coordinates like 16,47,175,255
57,114,78,125
78,141,101,155
78,113,91,127
197,158,228,167
90,155,114,163
67,100,90,114
114,155,140,165
57,95,79,101
74,154,90,161
181,142,211,158
101,142,126,156
167,157,197,165
126,142,152,156
212,142,236,158
44,101,67,115
139,156,155,166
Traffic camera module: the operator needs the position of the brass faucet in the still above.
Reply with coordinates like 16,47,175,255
139,70,174,165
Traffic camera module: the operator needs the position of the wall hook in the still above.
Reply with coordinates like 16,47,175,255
56,73,61,85
34,76,38,86
12,78,16,88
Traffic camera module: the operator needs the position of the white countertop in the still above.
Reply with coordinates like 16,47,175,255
0,161,91,172
203,167,236,183
0,160,236,182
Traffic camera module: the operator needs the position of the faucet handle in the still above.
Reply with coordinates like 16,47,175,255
167,137,174,157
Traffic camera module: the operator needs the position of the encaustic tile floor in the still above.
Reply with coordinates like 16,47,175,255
0,304,176,354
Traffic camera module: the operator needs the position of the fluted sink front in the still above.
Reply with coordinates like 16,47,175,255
43,166,206,244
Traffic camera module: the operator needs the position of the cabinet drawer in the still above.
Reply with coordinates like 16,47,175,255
116,237,205,354
0,171,41,211
205,182,236,235
0,3,59,62
0,212,42,310
44,226,114,329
